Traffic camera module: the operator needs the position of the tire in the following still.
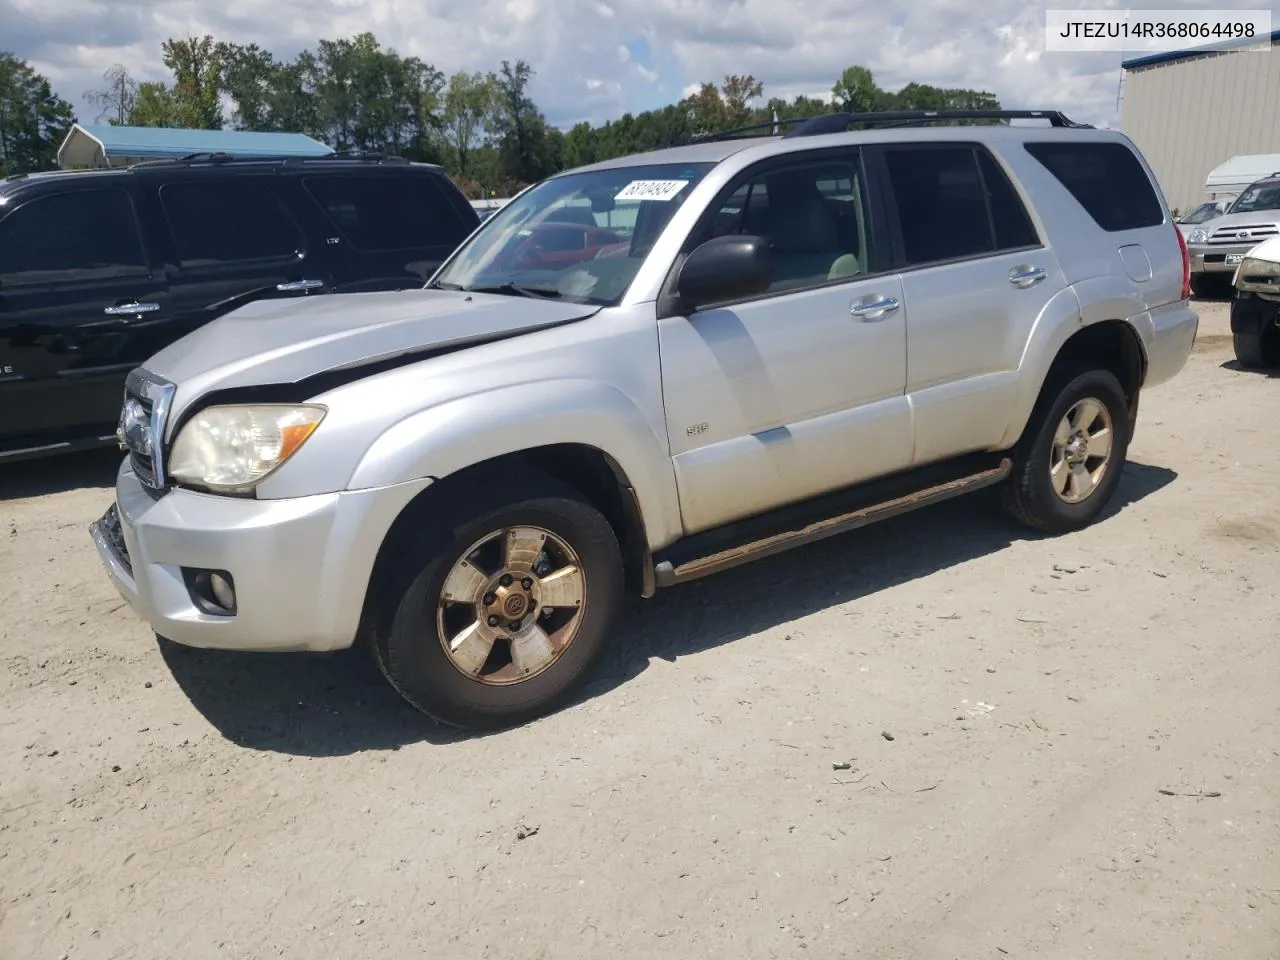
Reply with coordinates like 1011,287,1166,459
999,367,1132,535
371,473,624,730
1233,328,1280,369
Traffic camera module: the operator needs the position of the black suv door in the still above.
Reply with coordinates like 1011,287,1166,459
300,170,477,293
0,182,173,450
147,173,334,335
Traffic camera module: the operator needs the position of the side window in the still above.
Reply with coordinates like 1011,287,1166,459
0,190,148,287
160,181,303,268
303,175,472,252
883,146,995,266
697,154,871,294
977,149,1039,250
1023,141,1164,232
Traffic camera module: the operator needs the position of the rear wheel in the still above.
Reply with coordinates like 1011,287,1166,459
1232,327,1280,369
1000,368,1131,535
372,475,623,729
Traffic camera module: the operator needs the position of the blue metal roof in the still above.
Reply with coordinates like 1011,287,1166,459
1122,29,1280,69
69,124,333,159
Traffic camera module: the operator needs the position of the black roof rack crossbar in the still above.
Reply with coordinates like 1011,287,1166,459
783,109,1093,137
125,150,416,170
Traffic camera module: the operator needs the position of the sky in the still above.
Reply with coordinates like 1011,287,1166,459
2,0,1275,132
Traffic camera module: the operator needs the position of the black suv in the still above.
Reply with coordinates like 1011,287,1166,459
0,154,480,462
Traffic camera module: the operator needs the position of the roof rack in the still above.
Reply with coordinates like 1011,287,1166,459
783,109,1093,137
126,150,414,170
662,109,1093,148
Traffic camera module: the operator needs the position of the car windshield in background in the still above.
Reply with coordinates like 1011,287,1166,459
432,163,715,305
1229,183,1280,214
1181,202,1223,224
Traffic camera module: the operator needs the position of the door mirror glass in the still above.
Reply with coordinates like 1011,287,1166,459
676,234,773,306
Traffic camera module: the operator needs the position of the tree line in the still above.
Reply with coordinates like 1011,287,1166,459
0,37,1001,196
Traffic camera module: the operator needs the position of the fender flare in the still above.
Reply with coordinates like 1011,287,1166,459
348,378,683,548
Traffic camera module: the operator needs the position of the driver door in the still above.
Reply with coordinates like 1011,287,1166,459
658,148,912,535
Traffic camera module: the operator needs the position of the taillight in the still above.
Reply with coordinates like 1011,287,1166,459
1175,223,1191,299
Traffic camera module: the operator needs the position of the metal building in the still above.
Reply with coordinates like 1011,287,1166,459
57,124,332,169
1120,30,1280,214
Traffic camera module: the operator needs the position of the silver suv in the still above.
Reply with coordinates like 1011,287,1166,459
1186,173,1280,296
90,110,1198,729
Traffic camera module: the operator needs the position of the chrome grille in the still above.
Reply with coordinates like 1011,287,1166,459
120,368,177,490
1207,224,1280,245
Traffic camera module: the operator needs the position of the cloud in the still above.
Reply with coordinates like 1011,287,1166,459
3,0,1268,130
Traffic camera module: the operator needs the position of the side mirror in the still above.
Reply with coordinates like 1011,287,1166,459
676,234,773,306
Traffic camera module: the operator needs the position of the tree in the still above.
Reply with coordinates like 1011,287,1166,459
86,64,138,125
488,60,556,185
441,71,496,176
0,53,75,175
720,74,763,126
162,35,223,128
127,82,179,127
831,66,884,114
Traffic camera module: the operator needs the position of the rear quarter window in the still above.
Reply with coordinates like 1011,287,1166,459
1023,141,1164,232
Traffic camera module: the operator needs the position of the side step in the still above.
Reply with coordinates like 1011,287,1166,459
653,456,1012,588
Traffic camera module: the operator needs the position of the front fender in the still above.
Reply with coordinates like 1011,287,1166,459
347,378,683,549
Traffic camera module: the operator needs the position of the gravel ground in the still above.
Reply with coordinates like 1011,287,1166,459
1,299,1277,960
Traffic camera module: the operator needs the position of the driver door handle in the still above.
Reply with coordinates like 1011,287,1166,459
1009,266,1046,288
850,295,900,321
276,279,326,292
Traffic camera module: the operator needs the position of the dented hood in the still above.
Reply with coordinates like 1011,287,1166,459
142,287,599,416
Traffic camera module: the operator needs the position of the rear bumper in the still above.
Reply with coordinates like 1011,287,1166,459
90,459,431,652
1141,301,1199,389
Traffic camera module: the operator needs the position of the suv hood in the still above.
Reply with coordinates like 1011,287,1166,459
143,288,599,418
1188,209,1280,236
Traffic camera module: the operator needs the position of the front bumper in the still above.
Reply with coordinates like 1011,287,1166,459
1189,244,1254,275
90,459,432,652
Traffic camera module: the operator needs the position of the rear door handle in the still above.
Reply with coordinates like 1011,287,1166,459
1009,266,1047,288
276,279,326,292
850,295,900,321
103,302,161,316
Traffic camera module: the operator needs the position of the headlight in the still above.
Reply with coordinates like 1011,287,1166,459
169,404,326,492
1234,256,1280,295
1187,228,1209,244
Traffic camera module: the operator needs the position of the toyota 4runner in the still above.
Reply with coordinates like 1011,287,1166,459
90,110,1198,729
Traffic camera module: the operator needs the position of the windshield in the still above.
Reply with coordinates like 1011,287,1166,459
432,162,715,305
1229,182,1280,214
1181,202,1223,224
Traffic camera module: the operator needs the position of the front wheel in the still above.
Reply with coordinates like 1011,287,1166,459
372,476,624,729
1233,328,1280,369
1000,368,1132,535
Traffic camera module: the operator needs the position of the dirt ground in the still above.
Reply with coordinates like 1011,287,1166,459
1,298,1277,960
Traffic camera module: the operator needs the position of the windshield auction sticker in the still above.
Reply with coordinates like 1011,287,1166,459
615,180,690,202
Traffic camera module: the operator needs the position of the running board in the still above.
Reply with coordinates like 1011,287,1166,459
653,458,1012,588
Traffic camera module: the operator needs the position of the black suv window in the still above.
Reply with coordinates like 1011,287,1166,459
160,180,303,267
1024,141,1164,232
0,190,148,287
303,175,472,253
884,145,1038,267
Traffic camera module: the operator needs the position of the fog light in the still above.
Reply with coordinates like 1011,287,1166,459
209,573,235,610
183,568,237,616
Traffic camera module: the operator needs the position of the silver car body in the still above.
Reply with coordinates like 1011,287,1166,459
92,124,1198,653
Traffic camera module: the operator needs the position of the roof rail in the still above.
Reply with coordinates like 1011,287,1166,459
662,108,1093,148
783,109,1094,138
